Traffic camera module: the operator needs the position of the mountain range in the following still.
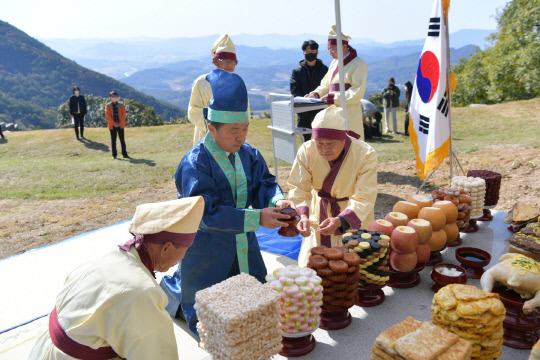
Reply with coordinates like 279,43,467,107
0,20,185,129
39,30,489,111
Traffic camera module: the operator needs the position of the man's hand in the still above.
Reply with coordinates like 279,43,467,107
297,215,311,237
317,217,341,235
275,199,296,209
305,93,318,99
260,207,290,229
320,94,329,103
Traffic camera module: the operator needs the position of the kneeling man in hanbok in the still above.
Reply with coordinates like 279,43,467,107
29,197,205,360
160,69,294,335
288,105,377,267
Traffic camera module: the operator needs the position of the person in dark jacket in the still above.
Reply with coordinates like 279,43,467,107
68,86,87,140
290,40,328,141
381,77,401,134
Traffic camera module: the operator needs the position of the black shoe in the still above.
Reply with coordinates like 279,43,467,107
76,137,80,141
122,154,130,159
81,136,86,140
112,156,117,160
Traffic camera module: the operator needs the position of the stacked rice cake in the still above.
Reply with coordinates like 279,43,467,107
371,316,472,360
342,230,390,286
431,284,505,360
195,273,282,360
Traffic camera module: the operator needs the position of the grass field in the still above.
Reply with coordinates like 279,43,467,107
1,98,539,200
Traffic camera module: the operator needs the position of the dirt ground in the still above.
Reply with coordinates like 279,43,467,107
1,144,538,259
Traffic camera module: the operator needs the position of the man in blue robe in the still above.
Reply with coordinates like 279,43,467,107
160,69,294,335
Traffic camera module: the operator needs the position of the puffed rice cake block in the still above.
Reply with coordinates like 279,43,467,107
195,273,282,360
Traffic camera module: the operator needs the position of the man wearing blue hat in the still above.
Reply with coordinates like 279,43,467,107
161,69,295,335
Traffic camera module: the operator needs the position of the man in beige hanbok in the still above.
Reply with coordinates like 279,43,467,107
29,197,205,360
288,106,377,267
306,25,368,140
188,34,238,145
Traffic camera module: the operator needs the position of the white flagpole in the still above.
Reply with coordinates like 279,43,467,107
334,0,348,130
445,9,454,181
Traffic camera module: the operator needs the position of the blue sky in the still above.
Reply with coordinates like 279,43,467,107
1,0,511,43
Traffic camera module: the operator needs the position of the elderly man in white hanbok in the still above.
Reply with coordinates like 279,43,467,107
306,26,368,140
188,34,243,145
288,106,377,267
29,197,205,360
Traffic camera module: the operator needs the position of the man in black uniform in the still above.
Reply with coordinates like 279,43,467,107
290,40,328,141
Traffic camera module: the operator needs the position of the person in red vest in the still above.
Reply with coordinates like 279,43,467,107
105,91,129,159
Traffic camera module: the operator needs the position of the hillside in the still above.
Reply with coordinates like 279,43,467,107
1,98,538,258
0,20,186,129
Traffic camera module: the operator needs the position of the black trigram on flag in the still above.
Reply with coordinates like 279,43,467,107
419,114,430,135
437,91,449,117
428,17,441,37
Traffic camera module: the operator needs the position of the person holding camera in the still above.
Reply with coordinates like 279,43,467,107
381,77,401,134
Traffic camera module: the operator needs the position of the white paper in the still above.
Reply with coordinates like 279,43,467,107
293,96,323,104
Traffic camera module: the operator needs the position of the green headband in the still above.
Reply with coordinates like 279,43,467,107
208,108,249,124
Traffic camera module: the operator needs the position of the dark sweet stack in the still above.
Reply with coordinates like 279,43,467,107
467,170,502,207
342,230,390,287
307,246,361,309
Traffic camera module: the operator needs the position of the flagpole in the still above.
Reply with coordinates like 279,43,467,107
445,8,454,183
334,0,348,130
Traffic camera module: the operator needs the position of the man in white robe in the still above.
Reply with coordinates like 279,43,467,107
188,34,238,145
287,106,377,267
29,197,205,360
306,26,368,140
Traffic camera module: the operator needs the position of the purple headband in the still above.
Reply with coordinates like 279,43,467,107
327,39,348,46
144,231,196,248
119,231,196,252
312,128,347,140
213,52,237,61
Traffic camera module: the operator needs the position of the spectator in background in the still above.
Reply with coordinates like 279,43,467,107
361,99,382,139
0,124,4,139
69,86,87,140
306,25,368,140
290,40,329,141
105,91,129,159
381,77,401,134
403,81,413,136
188,34,245,146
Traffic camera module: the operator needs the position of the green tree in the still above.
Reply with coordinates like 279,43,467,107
368,93,383,111
453,0,540,106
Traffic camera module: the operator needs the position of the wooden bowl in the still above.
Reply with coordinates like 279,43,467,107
430,263,467,292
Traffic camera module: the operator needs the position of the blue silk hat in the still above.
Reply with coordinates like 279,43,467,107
206,69,249,124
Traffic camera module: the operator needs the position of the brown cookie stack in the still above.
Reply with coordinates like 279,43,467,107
431,284,505,360
342,230,390,287
307,246,361,309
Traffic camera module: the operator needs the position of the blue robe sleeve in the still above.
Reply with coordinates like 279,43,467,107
175,147,258,235
247,146,285,209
